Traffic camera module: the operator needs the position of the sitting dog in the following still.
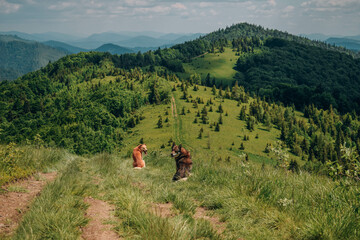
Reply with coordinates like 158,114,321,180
132,144,147,169
171,142,192,181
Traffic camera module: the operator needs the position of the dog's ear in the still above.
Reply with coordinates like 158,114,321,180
172,142,175,148
178,144,182,150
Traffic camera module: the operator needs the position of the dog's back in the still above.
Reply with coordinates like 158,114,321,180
171,143,192,181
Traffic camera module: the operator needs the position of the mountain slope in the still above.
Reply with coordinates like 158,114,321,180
234,38,360,113
95,43,134,55
326,37,360,51
0,35,67,81
42,40,88,54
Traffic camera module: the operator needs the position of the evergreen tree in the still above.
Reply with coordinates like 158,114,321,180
215,122,220,132
157,116,163,128
218,114,223,124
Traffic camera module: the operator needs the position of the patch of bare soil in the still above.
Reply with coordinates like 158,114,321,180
171,96,178,118
150,202,175,218
0,172,57,237
81,197,120,240
194,207,226,235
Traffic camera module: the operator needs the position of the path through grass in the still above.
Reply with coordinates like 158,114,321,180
11,82,360,239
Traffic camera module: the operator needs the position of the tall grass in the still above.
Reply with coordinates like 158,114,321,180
13,158,93,240
0,144,67,186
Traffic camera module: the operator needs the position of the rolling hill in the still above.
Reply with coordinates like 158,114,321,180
42,40,88,54
95,43,134,55
0,35,67,81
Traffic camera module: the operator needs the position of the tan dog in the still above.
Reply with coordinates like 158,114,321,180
171,142,192,181
132,144,147,169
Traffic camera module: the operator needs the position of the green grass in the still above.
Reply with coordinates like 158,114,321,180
13,157,92,240
10,81,360,239
182,48,239,85
0,144,69,186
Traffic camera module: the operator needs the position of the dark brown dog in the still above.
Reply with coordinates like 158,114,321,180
171,142,192,181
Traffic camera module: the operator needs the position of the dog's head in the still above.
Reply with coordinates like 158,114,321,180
139,144,148,154
171,142,182,157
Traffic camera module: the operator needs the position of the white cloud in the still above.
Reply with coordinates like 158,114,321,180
133,5,171,15
268,0,276,7
283,5,294,13
124,0,150,7
49,2,76,11
209,9,217,15
0,0,21,14
172,2,187,10
198,2,214,8
302,0,360,8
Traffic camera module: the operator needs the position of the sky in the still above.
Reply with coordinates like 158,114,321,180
0,0,360,37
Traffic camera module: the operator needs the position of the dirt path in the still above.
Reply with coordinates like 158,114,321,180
171,96,178,118
194,207,226,235
81,197,120,240
0,172,57,237
192,51,209,59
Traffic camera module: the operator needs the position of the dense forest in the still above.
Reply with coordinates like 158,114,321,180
0,52,172,154
235,38,360,113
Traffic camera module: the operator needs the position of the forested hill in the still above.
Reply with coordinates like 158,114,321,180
0,35,67,81
0,52,172,154
172,22,359,60
234,38,360,113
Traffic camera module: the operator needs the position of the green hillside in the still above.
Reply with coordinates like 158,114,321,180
3,82,359,239
183,47,238,85
0,52,171,154
235,38,360,113
1,22,360,239
0,35,67,81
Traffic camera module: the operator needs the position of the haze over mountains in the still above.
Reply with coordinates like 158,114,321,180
0,30,203,51
302,33,360,51
0,31,203,80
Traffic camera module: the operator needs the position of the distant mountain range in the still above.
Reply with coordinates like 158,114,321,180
326,37,360,52
301,33,360,51
0,35,67,81
0,30,203,50
0,31,203,80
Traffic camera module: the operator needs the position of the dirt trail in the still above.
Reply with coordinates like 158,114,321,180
192,51,209,59
151,202,174,218
81,197,120,240
194,207,226,235
0,172,57,237
171,96,178,118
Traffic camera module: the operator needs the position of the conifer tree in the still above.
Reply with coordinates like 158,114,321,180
215,122,220,132
157,116,163,128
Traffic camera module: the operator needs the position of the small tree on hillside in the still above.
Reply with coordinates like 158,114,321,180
157,116,163,128
215,122,220,132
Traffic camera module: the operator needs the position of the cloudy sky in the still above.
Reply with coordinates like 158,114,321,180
0,0,359,36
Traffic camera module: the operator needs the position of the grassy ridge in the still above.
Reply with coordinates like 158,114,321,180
11,81,360,239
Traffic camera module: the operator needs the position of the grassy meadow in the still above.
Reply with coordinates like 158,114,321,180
182,48,238,85
7,81,360,239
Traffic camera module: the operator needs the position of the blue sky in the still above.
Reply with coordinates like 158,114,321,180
0,0,359,36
